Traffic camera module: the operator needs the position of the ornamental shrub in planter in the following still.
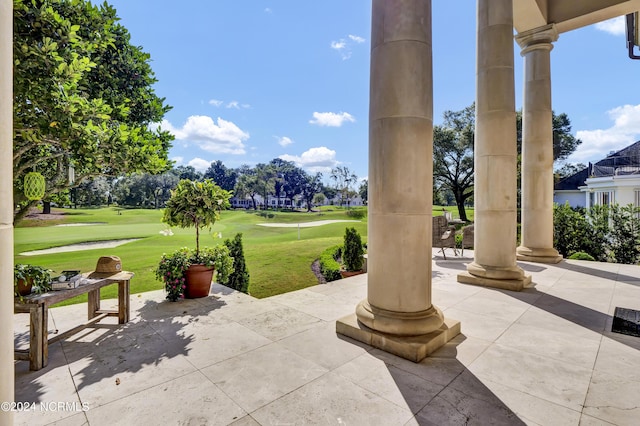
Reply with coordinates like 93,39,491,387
157,179,234,300
14,264,52,297
156,246,233,301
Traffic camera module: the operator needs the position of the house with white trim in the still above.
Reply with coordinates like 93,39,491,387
554,141,640,209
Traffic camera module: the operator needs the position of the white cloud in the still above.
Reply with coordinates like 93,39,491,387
276,136,294,147
171,156,184,165
331,34,366,60
162,115,249,155
279,146,339,173
209,99,223,107
595,16,626,36
225,100,250,109
309,111,355,127
331,40,346,50
569,104,640,163
187,157,212,172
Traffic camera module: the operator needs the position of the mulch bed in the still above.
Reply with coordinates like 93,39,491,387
310,259,327,285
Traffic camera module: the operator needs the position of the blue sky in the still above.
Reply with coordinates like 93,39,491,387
105,1,639,181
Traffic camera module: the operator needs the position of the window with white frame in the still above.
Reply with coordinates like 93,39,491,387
595,190,615,206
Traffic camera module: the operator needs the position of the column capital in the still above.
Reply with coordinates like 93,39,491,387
515,24,558,53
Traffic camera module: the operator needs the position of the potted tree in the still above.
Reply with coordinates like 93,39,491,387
156,179,234,300
14,264,52,297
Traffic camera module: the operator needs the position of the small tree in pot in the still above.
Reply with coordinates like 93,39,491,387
158,179,234,300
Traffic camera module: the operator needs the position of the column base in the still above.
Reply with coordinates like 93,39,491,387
457,271,533,291
355,300,445,336
336,313,461,363
516,246,563,264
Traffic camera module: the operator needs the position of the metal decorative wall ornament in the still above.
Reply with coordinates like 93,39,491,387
24,171,46,200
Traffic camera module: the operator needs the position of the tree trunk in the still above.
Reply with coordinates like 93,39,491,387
454,190,468,222
42,201,51,214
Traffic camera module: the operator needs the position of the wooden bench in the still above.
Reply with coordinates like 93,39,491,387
14,271,133,371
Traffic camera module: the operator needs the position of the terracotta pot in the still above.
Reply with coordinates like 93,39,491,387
340,270,364,279
16,278,33,296
184,264,214,298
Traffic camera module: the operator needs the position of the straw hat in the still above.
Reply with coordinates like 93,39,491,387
88,256,122,278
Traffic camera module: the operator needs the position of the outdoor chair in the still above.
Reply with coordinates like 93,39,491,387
432,215,458,260
461,224,474,256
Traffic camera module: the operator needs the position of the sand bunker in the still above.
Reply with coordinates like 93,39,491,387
257,219,361,228
20,239,139,256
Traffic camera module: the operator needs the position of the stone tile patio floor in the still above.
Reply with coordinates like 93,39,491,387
13,251,640,425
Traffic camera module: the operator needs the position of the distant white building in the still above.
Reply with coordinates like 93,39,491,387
554,141,640,209
230,194,364,209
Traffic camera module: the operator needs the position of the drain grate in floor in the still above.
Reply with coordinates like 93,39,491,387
612,307,640,337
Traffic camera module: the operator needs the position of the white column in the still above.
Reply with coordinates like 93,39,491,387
0,0,15,422
337,0,459,363
457,0,531,291
516,25,563,264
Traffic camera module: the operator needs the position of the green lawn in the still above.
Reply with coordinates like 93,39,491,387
14,205,473,304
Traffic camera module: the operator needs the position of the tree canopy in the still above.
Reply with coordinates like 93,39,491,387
13,0,173,223
433,104,475,221
435,103,583,221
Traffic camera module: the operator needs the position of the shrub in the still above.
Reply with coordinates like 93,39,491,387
319,245,342,282
553,202,640,264
608,204,640,264
346,208,367,219
343,227,364,271
224,233,250,293
455,233,463,249
568,252,596,261
553,202,606,260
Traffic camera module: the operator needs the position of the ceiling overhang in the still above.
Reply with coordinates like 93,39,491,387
514,0,640,34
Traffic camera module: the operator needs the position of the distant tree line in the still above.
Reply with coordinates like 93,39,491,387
58,160,367,211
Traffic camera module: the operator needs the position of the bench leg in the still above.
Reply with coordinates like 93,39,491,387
118,280,130,324
88,289,100,320
29,305,44,371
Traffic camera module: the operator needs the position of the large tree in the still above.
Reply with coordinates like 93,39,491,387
203,160,237,191
268,158,295,207
13,0,173,223
300,172,323,211
359,179,368,204
433,104,475,221
330,166,358,207
434,104,582,221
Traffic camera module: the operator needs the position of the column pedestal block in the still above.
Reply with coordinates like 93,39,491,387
516,246,563,264
336,313,460,363
457,271,532,291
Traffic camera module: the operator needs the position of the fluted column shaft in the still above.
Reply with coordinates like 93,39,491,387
516,25,563,264
0,0,15,422
457,0,531,291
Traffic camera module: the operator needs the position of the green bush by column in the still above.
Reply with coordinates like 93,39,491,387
319,245,342,282
224,233,250,293
343,227,364,271
553,202,640,264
